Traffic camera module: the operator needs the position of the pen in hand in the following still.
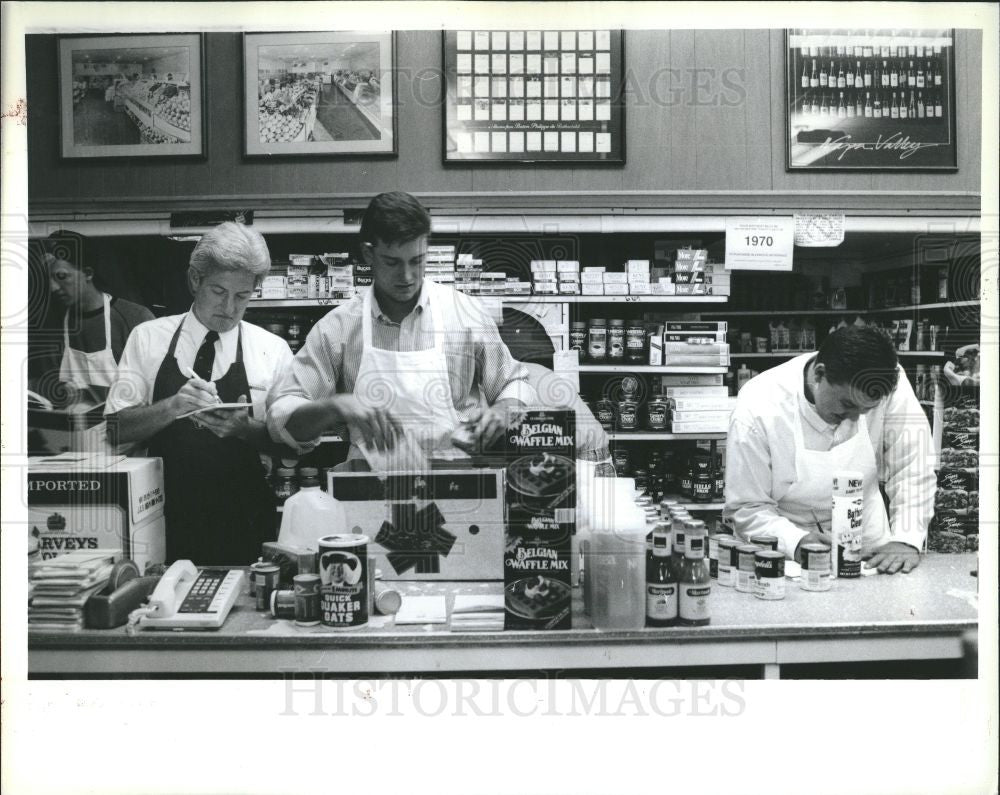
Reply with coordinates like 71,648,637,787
181,366,221,404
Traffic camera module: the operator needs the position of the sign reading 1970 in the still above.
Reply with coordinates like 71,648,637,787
785,29,957,171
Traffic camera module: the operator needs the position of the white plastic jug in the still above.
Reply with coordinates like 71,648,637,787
277,484,346,551
585,477,648,630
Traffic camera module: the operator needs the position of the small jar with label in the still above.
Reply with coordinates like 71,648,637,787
680,457,695,500
626,322,647,363
693,469,713,502
273,467,298,505
617,377,639,430
646,386,669,430
588,319,608,362
712,454,725,501
595,396,616,430
569,321,587,353
633,468,650,494
608,319,626,361
612,447,631,476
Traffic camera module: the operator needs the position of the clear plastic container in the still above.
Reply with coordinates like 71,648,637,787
277,479,346,551
588,495,647,631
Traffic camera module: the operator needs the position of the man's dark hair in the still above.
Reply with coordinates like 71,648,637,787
816,325,899,400
499,307,555,370
43,230,94,274
359,192,431,247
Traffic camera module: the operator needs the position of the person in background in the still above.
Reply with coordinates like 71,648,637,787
43,229,154,407
267,191,535,470
106,222,293,565
724,325,934,574
497,307,613,474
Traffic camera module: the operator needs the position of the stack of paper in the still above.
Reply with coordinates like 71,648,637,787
28,550,118,632
450,594,505,632
393,595,448,625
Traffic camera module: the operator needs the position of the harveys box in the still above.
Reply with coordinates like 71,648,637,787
27,455,165,574
328,470,505,581
503,409,575,631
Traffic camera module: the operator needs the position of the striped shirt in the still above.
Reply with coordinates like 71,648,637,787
267,284,535,451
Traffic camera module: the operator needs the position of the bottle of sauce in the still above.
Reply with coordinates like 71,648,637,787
587,318,607,362
712,452,725,501
679,520,711,626
646,385,669,430
680,455,695,500
646,528,678,627
669,515,687,583
608,319,626,361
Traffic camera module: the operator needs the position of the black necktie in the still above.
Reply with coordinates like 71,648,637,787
193,330,218,381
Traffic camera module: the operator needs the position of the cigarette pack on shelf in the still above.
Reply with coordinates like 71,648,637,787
660,373,725,386
559,282,581,295
628,282,651,295
28,455,165,573
260,275,287,300
670,410,734,424
664,352,730,366
626,259,651,274
580,271,605,284
557,260,580,274
328,470,505,580
602,272,628,284
670,396,737,411
663,385,730,397
670,419,731,434
286,275,309,300
649,280,676,296
505,281,533,296
604,284,629,296
582,284,605,296
503,409,575,631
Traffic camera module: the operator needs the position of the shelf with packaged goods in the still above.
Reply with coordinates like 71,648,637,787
607,431,727,441
578,365,728,374
246,295,728,309
697,300,980,318
864,300,980,314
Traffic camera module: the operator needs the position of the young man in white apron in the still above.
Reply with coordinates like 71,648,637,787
45,230,154,452
724,326,935,574
268,192,535,470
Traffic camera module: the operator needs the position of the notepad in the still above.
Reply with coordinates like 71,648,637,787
393,595,448,625
177,403,250,419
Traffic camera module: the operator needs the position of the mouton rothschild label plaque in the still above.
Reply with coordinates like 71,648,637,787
503,410,575,630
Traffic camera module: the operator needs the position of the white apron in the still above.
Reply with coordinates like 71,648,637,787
349,279,469,471
777,396,892,556
59,293,117,454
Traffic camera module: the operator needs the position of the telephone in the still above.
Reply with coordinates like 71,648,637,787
137,560,243,630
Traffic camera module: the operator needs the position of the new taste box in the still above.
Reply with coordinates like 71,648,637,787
27,455,166,573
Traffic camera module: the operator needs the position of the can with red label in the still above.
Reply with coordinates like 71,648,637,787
317,534,369,629
250,560,281,611
799,543,832,592
293,574,321,626
753,550,785,600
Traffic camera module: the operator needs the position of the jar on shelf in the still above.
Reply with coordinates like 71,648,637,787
608,319,626,361
626,321,647,363
569,321,587,354
612,447,631,476
617,376,640,431
595,395,616,430
646,385,669,431
588,318,607,362
273,467,298,505
680,456,695,500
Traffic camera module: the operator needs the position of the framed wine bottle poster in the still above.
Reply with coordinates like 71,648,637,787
442,29,625,164
786,29,957,170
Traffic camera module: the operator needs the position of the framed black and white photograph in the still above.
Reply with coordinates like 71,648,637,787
786,28,957,170
442,29,625,164
242,31,396,157
57,34,205,159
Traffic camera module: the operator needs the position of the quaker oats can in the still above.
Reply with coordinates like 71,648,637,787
753,550,786,600
800,543,833,592
716,536,740,587
317,534,369,629
735,544,759,593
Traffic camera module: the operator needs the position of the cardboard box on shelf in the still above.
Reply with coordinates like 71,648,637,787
580,272,605,284
604,283,629,296
602,272,628,284
556,260,580,272
582,284,605,295
626,259,651,273
628,283,651,295
28,456,166,573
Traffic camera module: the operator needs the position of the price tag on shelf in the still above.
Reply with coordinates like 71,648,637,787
724,216,795,271
794,213,845,247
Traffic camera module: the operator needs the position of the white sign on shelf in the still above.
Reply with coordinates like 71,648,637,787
794,213,846,247
724,216,795,271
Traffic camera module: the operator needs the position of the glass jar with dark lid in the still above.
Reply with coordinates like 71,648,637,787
273,467,298,504
608,319,626,361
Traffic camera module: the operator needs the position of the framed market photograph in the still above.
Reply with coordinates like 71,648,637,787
442,29,625,164
57,33,205,159
786,28,957,170
243,31,396,157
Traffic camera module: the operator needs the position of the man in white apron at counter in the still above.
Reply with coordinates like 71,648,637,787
43,230,154,450
724,325,935,574
105,222,293,565
267,191,536,468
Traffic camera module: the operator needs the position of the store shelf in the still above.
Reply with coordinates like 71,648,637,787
608,432,727,441
864,300,980,313
731,351,815,359
246,295,728,309
579,365,728,373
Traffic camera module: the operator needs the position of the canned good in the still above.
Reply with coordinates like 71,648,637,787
373,581,403,615
588,319,607,361
799,543,833,592
735,544,758,593
753,550,786,600
250,560,281,611
716,536,740,587
626,322,647,363
608,319,626,361
270,589,296,619
293,573,322,626
317,534,369,629
273,467,298,504
570,321,587,352
708,534,727,579
751,534,779,552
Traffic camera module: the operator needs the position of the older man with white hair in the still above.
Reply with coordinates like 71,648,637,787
106,222,293,565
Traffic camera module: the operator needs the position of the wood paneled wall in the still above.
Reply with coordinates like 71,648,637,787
26,30,982,208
